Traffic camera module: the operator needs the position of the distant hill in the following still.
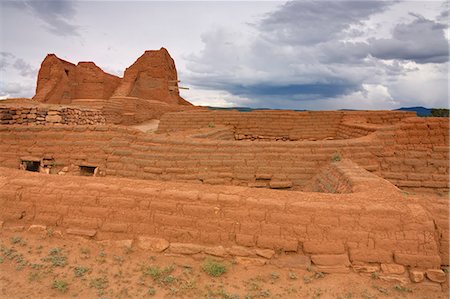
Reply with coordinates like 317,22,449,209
395,107,431,117
206,106,448,117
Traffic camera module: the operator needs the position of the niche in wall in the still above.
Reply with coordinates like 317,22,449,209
21,160,40,172
79,165,97,176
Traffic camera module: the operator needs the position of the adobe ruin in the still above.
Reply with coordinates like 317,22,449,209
0,48,448,293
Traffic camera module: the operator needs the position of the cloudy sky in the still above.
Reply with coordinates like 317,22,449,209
0,0,448,110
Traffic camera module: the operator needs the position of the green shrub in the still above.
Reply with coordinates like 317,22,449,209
52,280,68,293
202,259,227,277
331,152,341,162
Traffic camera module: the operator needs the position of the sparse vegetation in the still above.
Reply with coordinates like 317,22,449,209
52,280,68,293
393,285,412,293
10,236,23,245
372,285,389,294
42,247,67,267
288,272,298,280
331,152,342,162
208,121,215,128
74,266,89,277
303,274,312,284
370,271,379,280
89,277,108,295
202,259,227,277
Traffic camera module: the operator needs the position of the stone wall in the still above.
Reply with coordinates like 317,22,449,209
0,105,105,126
0,166,444,273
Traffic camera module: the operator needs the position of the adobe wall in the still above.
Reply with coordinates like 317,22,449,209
376,117,449,193
0,166,445,271
33,55,120,104
157,110,415,141
0,104,105,126
0,125,383,189
0,116,447,192
304,159,398,194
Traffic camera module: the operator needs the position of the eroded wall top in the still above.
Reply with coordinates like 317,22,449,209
32,48,192,107
33,54,121,104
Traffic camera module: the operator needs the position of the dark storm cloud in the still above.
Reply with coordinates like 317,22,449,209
370,16,449,64
207,82,359,101
257,0,392,45
185,0,396,103
6,0,79,36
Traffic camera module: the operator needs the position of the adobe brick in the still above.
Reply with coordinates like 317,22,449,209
149,201,177,213
102,222,128,233
349,249,393,263
303,240,345,254
257,236,298,251
394,253,441,268
154,213,194,227
183,205,217,218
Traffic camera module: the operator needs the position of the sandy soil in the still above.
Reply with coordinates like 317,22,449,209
0,230,448,299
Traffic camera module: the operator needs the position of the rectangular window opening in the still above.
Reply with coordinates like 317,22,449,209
79,165,97,176
21,160,40,172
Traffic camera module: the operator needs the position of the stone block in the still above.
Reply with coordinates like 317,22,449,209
137,236,169,252
271,255,311,269
66,228,97,237
170,243,204,255
256,248,275,259
204,246,227,257
381,263,405,275
28,224,47,233
236,257,267,266
311,254,350,266
228,246,255,257
409,269,424,283
352,263,380,273
426,269,446,283
303,240,345,254
379,274,409,285
394,253,441,268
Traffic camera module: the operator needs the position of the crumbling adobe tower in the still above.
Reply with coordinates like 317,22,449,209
112,48,191,106
32,47,192,107
33,54,121,104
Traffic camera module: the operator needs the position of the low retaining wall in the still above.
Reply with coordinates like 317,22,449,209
0,167,444,273
157,110,415,140
0,104,105,125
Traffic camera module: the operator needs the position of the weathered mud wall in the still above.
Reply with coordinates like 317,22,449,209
0,167,444,270
0,116,447,192
0,125,382,189
111,48,191,106
157,110,415,140
377,117,449,193
33,55,120,104
32,49,192,108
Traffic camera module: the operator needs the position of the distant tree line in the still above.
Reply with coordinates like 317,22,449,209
431,109,449,117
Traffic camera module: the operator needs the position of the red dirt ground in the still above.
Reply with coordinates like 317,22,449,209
1,230,448,299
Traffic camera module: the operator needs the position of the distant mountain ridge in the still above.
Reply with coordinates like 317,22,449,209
206,106,440,116
395,106,432,117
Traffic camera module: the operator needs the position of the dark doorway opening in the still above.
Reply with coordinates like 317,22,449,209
64,69,69,76
22,160,40,172
79,165,97,176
